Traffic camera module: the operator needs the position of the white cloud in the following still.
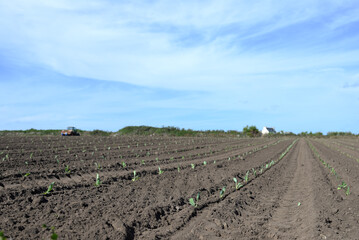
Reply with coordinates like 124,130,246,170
2,0,359,91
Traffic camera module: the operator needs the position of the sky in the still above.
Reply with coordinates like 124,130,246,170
1,0,359,133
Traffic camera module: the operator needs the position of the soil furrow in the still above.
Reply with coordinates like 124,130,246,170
266,139,316,239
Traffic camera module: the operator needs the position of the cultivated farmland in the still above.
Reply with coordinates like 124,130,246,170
0,135,358,239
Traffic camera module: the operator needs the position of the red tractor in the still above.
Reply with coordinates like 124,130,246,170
61,127,80,136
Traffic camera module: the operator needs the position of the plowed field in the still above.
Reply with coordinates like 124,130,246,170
0,136,358,239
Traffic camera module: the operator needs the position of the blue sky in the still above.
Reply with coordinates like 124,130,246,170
1,0,359,133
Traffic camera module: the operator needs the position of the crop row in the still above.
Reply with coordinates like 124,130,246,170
307,140,350,196
187,138,298,209
318,140,359,164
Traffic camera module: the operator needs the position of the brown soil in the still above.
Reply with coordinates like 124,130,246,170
0,136,358,239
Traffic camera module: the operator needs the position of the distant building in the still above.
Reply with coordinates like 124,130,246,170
262,127,276,135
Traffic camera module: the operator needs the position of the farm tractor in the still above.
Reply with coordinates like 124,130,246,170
61,126,80,136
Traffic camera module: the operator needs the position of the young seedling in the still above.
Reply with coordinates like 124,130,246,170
203,161,207,165
156,157,159,162
158,167,163,175
177,165,181,172
122,162,127,168
233,178,243,190
346,186,350,196
252,168,257,177
65,165,71,174
220,186,226,198
189,192,200,208
42,225,58,240
44,182,55,195
0,231,7,240
244,171,249,182
95,173,101,187
132,171,139,181
191,163,195,169
50,226,58,240
141,160,145,165
94,162,102,170
337,181,347,190
24,172,31,177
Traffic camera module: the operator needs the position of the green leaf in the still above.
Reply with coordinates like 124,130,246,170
44,182,55,194
189,198,196,207
51,232,58,240
220,186,226,198
196,192,200,201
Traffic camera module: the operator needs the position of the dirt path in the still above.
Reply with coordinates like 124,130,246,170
267,139,316,239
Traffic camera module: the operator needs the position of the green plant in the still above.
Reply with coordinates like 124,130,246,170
24,172,31,177
203,161,207,165
252,168,257,176
122,162,127,168
337,181,347,190
0,231,7,240
191,163,195,169
94,162,102,170
244,171,249,182
177,165,181,172
158,167,163,175
233,178,242,190
65,165,71,174
189,192,200,208
141,160,145,165
42,225,58,240
346,186,350,196
220,186,226,198
44,182,55,195
50,226,58,240
132,171,139,181
95,173,101,187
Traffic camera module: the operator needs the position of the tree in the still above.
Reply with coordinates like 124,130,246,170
242,125,260,137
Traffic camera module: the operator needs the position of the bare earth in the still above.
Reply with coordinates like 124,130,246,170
0,136,358,239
